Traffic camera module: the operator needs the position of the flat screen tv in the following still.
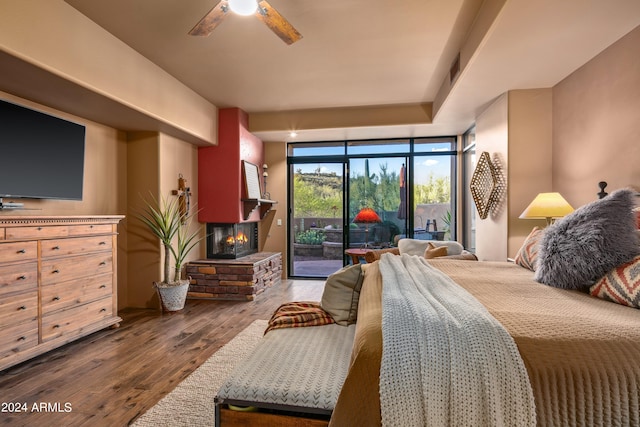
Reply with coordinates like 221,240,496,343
0,99,85,201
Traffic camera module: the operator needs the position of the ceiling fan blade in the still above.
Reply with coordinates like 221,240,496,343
255,0,303,45
189,1,230,36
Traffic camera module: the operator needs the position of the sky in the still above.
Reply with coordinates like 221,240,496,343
291,141,453,184
295,156,451,185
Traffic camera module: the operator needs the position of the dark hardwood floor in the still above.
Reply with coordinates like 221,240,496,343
0,279,324,427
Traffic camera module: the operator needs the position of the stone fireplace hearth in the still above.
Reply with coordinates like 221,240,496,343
186,252,282,300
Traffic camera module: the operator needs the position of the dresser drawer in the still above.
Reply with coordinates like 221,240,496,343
68,224,114,236
41,235,113,259
41,273,113,314
0,291,37,327
41,253,113,286
41,297,113,343
5,225,69,240
0,262,37,295
0,241,38,263
0,227,5,240
0,319,38,359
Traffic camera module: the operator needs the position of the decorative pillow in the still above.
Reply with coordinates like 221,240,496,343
635,207,640,229
514,227,543,271
398,239,464,256
364,247,400,263
424,242,448,259
535,189,640,290
320,264,364,325
590,255,640,308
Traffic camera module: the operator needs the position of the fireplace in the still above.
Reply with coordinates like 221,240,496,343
207,222,258,259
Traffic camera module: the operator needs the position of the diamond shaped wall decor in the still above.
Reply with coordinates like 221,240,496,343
470,151,505,219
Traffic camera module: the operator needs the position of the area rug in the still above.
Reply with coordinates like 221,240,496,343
131,319,267,427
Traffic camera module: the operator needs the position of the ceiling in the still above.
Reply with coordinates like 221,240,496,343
64,0,640,142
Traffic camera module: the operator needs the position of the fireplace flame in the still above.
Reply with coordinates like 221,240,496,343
226,232,248,245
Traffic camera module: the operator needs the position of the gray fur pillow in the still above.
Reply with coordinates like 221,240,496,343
534,189,640,290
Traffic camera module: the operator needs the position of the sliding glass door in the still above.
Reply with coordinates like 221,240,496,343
290,161,344,277
287,137,457,278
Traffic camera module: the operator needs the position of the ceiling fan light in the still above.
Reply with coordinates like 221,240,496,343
228,0,258,16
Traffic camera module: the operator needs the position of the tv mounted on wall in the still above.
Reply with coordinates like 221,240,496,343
0,99,86,202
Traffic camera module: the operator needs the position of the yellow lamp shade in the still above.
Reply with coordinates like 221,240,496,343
519,192,574,225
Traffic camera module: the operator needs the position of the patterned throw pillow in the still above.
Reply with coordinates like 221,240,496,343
514,227,542,271
590,255,640,308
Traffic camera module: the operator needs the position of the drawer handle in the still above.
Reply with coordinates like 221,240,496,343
37,227,42,231
52,269,60,274
99,261,107,266
53,324,60,329
52,246,60,250
17,336,26,341
18,305,27,311
100,308,107,313
52,296,60,301
17,249,26,254
99,241,107,245
17,275,27,280
99,284,107,289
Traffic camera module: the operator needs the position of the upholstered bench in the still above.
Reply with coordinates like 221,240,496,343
214,323,356,426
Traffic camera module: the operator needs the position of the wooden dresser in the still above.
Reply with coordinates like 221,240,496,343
0,215,124,371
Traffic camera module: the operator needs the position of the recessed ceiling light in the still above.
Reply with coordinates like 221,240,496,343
289,131,298,138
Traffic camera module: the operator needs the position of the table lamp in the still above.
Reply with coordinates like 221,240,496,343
354,207,382,248
519,192,574,226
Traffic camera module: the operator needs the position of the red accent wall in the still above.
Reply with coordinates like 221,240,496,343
198,108,264,223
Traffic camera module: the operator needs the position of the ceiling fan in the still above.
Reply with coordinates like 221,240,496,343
189,0,303,45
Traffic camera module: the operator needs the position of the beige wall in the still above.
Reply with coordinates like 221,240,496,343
474,93,509,261
124,132,202,309
159,132,204,270
263,141,289,275
507,89,553,257
126,132,160,309
552,24,640,207
475,25,638,260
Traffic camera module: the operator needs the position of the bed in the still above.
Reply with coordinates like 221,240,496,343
330,257,640,426
331,188,640,426
216,189,640,426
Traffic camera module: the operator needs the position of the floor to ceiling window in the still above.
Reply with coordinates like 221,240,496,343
347,140,410,252
413,138,457,241
462,127,476,252
288,137,457,278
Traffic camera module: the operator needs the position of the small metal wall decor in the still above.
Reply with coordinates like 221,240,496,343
470,151,507,219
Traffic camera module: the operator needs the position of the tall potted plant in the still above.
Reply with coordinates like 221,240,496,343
137,194,203,312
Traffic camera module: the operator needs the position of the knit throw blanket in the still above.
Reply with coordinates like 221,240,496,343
265,301,335,334
378,254,536,427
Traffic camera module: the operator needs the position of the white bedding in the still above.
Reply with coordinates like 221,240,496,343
378,254,536,426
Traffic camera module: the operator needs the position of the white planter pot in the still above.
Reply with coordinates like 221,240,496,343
154,280,189,312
